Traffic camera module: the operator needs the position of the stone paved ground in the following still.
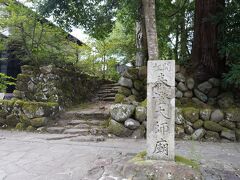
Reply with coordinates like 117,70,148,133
0,130,240,180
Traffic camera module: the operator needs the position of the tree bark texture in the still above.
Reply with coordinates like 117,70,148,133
142,0,159,60
192,0,225,82
136,0,148,67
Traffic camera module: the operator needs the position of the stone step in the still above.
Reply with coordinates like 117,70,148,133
97,90,118,94
68,119,103,126
97,93,116,96
46,127,65,134
96,93,116,98
63,128,90,135
101,83,119,88
101,97,115,101
70,136,105,142
63,111,110,120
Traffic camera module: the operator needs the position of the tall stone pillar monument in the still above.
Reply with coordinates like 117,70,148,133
147,60,175,160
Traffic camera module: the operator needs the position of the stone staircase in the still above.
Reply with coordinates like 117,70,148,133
45,102,112,141
94,83,120,102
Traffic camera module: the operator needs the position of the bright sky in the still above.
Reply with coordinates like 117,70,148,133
18,0,90,43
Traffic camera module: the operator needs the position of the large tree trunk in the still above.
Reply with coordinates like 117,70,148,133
136,0,148,67
142,0,159,60
192,0,225,82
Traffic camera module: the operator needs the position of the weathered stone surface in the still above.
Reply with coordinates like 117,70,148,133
5,114,19,127
138,66,147,80
198,81,213,94
236,129,240,142
207,98,216,106
176,90,183,98
218,93,234,108
221,130,236,141
133,80,144,91
124,118,140,130
184,91,193,98
131,125,146,139
147,60,175,160
122,68,138,80
182,107,199,123
110,104,135,122
40,65,54,74
192,98,208,107
118,87,132,96
204,121,223,132
186,78,195,90
175,65,180,73
205,131,220,141
184,125,194,135
192,128,206,140
175,125,185,138
122,160,201,180
199,109,212,121
131,88,140,97
225,108,240,122
208,78,220,87
176,73,185,82
15,122,25,130
108,119,132,137
219,120,236,130
30,117,48,128
177,82,188,92
175,108,185,125
46,127,65,134
210,109,224,122
237,123,240,129
193,120,203,129
194,89,208,102
135,106,147,122
115,94,126,103
208,88,219,98
118,77,133,88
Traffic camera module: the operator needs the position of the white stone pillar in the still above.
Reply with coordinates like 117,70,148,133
147,60,175,160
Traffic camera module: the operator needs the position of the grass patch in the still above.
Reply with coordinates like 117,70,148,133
175,155,199,169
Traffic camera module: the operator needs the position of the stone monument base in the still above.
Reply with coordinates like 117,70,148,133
122,154,201,179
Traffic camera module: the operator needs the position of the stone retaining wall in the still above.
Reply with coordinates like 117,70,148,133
0,99,59,131
108,103,240,142
109,64,240,142
14,65,105,107
1,64,107,131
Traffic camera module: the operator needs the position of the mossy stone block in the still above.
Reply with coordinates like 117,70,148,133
182,107,199,123
193,120,203,129
30,117,48,128
115,94,126,103
204,121,223,132
118,87,132,96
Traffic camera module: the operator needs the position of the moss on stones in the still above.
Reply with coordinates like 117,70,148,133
193,120,203,129
118,87,132,96
204,121,223,132
175,155,199,169
108,119,132,137
30,117,48,128
115,94,126,103
182,107,199,123
140,99,147,108
133,80,144,91
26,125,36,132
16,123,26,131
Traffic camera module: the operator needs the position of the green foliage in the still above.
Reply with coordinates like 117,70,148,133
38,0,119,40
0,73,15,92
219,0,240,86
0,0,81,66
